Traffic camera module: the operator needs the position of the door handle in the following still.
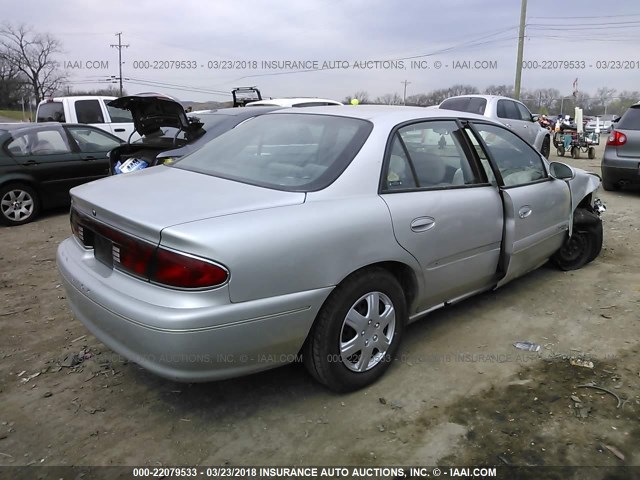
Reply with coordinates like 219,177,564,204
523,125,528,128
114,128,125,132
81,156,97,161
518,206,532,219
410,217,436,232
24,160,38,166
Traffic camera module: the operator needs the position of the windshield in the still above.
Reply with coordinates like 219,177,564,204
174,113,372,191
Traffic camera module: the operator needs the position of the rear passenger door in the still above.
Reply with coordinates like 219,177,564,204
381,119,504,310
5,126,85,205
467,122,570,286
105,102,138,141
65,126,122,179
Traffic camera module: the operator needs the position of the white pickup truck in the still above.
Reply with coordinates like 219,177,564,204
36,96,136,141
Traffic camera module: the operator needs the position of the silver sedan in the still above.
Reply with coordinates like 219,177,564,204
57,106,605,392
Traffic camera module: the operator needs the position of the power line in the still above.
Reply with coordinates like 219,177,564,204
529,13,640,19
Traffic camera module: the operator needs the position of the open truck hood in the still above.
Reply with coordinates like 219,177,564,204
108,93,202,137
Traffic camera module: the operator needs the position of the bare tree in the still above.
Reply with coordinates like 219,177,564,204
595,86,617,115
0,23,66,103
374,93,403,105
343,90,370,104
483,84,515,97
0,56,28,108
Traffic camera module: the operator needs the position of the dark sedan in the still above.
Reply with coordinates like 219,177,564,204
0,123,122,226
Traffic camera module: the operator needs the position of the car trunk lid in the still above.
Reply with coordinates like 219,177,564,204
70,166,306,243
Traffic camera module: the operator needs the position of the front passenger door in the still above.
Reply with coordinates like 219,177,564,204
468,123,570,286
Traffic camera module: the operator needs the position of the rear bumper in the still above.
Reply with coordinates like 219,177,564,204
57,237,332,382
601,150,640,186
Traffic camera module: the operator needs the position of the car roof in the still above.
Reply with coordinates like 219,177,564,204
192,106,282,117
268,104,493,124
247,98,343,107
0,122,121,137
39,96,117,104
442,94,519,102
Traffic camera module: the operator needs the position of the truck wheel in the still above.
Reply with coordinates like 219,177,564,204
571,146,580,159
588,147,596,159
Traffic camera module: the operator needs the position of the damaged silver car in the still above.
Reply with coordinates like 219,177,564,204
57,106,605,392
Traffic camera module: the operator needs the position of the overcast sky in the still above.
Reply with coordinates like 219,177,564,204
3,0,640,102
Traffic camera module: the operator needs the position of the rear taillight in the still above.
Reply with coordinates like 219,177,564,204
70,209,229,289
152,248,228,289
607,130,627,146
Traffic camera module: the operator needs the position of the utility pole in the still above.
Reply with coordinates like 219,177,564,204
514,0,527,100
110,32,129,96
401,80,411,105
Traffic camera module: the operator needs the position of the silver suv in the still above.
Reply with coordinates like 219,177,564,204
439,95,552,158
601,102,640,191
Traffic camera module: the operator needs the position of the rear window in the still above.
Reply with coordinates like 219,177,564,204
440,97,487,115
37,102,65,122
617,106,640,130
175,113,372,191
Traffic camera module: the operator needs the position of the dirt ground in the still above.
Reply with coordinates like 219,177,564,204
1,140,639,475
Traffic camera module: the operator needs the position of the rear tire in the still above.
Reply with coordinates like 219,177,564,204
303,268,406,392
551,209,602,271
0,183,40,226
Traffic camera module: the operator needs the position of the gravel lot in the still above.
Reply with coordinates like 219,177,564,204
1,140,639,472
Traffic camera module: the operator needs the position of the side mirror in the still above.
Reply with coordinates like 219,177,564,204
549,161,575,180
531,114,539,122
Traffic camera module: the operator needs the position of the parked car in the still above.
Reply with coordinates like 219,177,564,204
438,95,552,158
0,123,122,226
36,96,136,142
57,106,604,392
106,94,281,174
246,97,343,107
601,102,640,191
585,117,612,134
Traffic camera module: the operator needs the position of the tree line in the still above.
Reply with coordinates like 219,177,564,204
344,84,639,117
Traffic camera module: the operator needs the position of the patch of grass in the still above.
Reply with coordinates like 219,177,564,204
0,109,27,121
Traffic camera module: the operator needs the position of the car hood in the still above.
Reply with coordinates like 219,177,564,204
70,167,306,242
108,93,202,137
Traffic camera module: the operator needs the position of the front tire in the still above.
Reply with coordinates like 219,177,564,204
541,136,551,159
551,209,602,270
0,183,40,226
303,268,406,392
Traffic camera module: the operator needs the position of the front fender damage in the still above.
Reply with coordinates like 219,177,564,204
566,169,606,235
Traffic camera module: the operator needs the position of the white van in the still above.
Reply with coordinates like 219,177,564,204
36,96,136,141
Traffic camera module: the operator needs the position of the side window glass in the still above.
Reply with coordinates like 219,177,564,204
68,127,121,153
462,128,497,185
32,129,72,154
471,123,547,187
398,120,479,187
106,105,133,123
384,134,416,190
516,102,533,121
497,99,519,120
75,100,105,124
